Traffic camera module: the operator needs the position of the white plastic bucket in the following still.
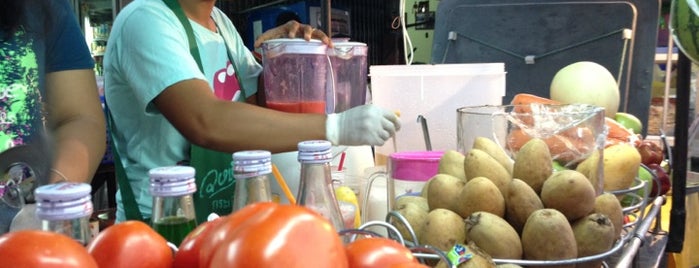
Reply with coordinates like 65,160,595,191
369,63,506,163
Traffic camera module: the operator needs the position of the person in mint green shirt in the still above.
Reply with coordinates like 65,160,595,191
105,0,400,223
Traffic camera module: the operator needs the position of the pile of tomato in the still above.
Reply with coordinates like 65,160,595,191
0,202,429,268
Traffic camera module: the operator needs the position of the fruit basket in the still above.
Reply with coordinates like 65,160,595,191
609,175,651,242
363,100,662,267
375,176,650,267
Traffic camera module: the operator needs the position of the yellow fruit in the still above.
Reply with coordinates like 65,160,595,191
602,143,642,192
335,186,361,228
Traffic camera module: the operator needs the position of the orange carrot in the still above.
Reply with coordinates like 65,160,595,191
511,93,560,106
605,117,637,146
509,93,634,147
510,93,562,123
506,128,596,164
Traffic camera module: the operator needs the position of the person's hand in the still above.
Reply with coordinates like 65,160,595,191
253,20,333,48
325,104,401,146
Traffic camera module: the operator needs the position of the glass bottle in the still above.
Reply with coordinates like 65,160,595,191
34,182,94,245
149,166,198,246
296,140,345,230
232,150,273,212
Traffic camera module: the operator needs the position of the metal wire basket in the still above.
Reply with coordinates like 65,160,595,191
375,175,651,267
339,221,456,267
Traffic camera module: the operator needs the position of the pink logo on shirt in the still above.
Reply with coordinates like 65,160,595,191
213,61,241,101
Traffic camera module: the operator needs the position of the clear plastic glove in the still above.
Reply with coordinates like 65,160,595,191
326,104,401,146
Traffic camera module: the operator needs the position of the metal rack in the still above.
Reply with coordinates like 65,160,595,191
614,196,668,267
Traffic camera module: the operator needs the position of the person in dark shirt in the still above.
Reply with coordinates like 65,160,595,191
0,0,107,233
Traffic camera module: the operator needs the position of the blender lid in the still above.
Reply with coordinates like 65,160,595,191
329,42,368,57
261,38,327,55
331,37,351,43
263,38,324,44
333,41,367,47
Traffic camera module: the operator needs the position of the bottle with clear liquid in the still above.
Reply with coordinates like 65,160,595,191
149,166,198,246
35,182,94,246
232,150,273,211
296,140,345,230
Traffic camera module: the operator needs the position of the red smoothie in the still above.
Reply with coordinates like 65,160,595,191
267,101,326,114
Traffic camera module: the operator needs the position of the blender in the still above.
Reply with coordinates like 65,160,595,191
261,38,329,114
261,39,374,206
327,41,368,113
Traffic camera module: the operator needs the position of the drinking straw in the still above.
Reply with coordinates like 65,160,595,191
272,164,296,205
337,151,347,171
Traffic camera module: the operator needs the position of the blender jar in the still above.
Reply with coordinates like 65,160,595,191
261,39,329,114
327,41,368,113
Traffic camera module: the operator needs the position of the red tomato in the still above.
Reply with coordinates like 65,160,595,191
345,237,418,268
173,216,225,268
390,262,431,268
0,230,98,268
196,202,278,267
201,202,348,268
87,220,173,268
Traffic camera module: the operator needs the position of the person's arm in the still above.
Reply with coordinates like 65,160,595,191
45,69,107,184
155,78,399,154
155,79,326,153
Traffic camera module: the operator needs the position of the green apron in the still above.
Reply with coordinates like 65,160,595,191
111,0,247,224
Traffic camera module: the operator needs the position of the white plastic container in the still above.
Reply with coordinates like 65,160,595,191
369,63,506,162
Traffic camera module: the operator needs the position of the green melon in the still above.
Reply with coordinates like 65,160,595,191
672,0,699,63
